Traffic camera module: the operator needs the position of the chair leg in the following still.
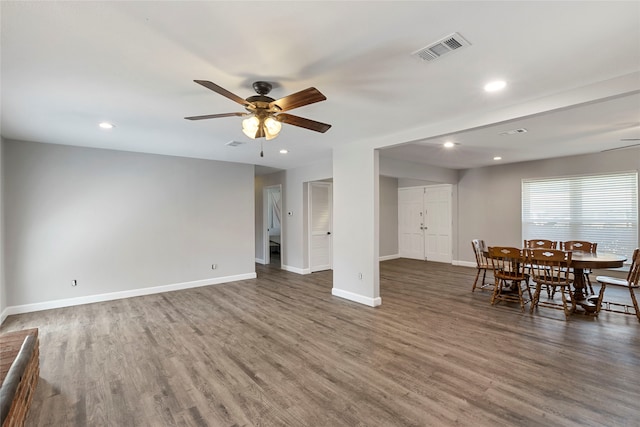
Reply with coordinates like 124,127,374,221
481,269,487,289
595,283,607,316
560,287,571,320
517,279,528,312
472,268,481,291
524,279,533,302
490,278,501,305
629,286,640,323
545,282,551,298
585,272,594,295
530,284,541,314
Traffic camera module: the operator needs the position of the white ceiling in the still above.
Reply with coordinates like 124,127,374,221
2,1,639,172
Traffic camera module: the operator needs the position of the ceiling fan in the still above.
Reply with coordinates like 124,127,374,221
185,80,331,155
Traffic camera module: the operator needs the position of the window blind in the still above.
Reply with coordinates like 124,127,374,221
522,172,638,262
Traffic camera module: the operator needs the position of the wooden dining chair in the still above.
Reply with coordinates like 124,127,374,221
562,240,597,295
471,239,493,292
527,249,575,320
487,247,532,311
595,248,640,322
523,239,558,250
523,240,558,296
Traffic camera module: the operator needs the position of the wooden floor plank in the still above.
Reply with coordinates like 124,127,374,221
2,259,638,426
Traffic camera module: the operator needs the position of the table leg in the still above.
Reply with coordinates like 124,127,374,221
572,267,596,314
573,267,586,301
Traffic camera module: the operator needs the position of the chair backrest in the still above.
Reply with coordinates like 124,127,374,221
627,248,640,286
526,249,572,285
523,239,557,249
563,240,597,253
488,246,526,279
471,239,489,267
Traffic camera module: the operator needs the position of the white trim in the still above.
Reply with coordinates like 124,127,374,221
282,264,311,275
255,258,266,265
1,273,257,317
0,308,9,325
453,260,476,268
332,288,382,307
379,254,400,262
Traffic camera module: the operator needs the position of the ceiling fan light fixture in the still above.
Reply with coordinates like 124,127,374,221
243,115,281,140
264,116,282,140
242,115,260,139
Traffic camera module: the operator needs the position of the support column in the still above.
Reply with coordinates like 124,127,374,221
332,144,380,307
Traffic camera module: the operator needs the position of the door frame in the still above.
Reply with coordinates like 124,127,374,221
263,184,282,268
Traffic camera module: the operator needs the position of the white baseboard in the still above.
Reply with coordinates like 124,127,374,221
255,258,266,265
379,254,400,262
331,288,381,307
282,265,311,275
0,307,9,325
453,260,476,268
1,272,257,320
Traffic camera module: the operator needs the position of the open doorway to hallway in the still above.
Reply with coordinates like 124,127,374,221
264,185,282,267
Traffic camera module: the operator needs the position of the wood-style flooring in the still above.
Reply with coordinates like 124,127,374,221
1,259,638,426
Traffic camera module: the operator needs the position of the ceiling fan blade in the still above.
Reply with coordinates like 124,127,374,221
276,113,331,133
184,112,246,120
194,80,251,107
270,87,327,112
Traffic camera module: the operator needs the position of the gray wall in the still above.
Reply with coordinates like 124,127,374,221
4,140,255,306
457,147,640,264
379,175,398,257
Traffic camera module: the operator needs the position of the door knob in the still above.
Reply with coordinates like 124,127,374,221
327,231,331,235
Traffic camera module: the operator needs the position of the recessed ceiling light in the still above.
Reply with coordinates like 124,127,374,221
493,156,502,161
484,80,507,92
443,141,455,148
279,149,288,154
99,122,114,129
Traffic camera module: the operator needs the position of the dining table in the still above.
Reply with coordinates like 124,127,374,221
569,251,627,312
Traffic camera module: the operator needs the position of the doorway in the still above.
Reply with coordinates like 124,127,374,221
264,185,282,267
398,184,452,263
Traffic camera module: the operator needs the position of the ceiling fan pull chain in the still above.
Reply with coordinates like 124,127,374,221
260,140,264,157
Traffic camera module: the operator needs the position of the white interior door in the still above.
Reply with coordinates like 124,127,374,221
398,187,426,260
398,185,452,262
424,185,452,263
309,182,332,272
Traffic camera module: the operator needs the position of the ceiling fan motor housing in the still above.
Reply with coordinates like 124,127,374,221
252,81,273,95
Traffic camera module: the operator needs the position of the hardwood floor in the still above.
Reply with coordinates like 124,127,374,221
2,259,638,426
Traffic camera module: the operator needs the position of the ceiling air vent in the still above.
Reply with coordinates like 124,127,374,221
225,140,245,147
412,32,471,62
499,128,528,136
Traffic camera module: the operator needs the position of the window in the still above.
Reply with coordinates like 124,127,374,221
522,172,638,262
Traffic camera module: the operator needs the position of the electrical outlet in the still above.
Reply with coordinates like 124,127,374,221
71,280,78,287
212,264,217,270
358,272,363,280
